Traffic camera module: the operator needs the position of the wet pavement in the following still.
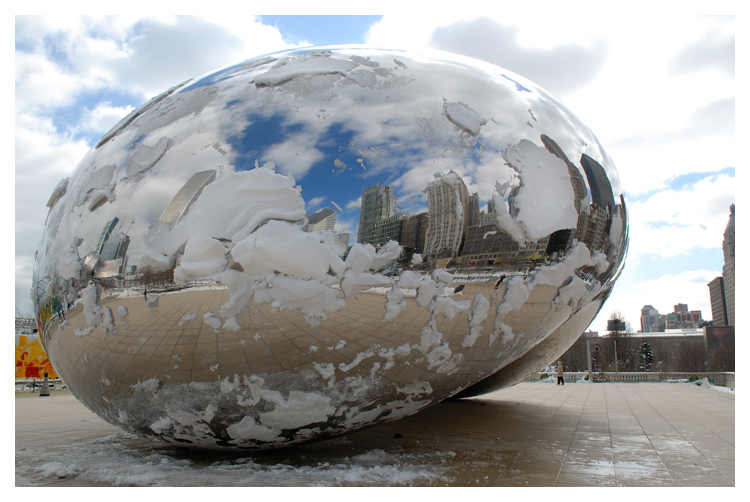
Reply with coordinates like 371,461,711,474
15,381,734,487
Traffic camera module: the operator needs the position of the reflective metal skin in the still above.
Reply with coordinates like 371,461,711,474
34,46,627,449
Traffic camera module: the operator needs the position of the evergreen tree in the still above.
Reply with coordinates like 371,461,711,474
637,340,653,372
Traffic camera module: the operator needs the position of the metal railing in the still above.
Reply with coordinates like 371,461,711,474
528,371,735,388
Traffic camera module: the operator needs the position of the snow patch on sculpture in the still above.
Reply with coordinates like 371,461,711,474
444,100,486,135
492,140,578,245
254,52,359,86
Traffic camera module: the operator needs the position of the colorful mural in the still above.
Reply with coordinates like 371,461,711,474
15,334,58,380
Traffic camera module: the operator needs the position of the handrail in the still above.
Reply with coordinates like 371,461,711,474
527,371,734,387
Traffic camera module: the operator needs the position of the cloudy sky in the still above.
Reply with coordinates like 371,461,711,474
14,5,736,335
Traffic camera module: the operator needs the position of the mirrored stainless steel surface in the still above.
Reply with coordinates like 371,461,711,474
33,46,628,449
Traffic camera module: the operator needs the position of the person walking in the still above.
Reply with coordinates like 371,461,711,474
556,360,565,385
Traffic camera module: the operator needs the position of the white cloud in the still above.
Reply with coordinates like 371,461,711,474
306,196,327,210
345,196,362,210
627,173,735,259
429,17,610,95
79,104,135,134
14,114,92,308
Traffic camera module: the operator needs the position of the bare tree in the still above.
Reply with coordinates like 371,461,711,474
606,311,637,372
15,286,33,318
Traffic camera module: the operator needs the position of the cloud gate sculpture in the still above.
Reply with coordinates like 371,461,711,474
34,46,627,449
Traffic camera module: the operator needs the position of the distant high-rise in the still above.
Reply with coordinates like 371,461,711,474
357,184,403,247
707,277,728,327
640,305,660,333
722,204,735,326
304,207,336,232
658,303,704,331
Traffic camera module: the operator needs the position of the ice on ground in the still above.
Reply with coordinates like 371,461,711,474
694,377,735,394
34,461,81,479
19,434,452,487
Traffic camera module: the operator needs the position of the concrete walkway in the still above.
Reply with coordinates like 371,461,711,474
15,382,734,487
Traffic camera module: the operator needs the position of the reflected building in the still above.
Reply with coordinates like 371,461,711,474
400,212,429,262
159,170,217,228
541,135,587,251
91,217,131,278
304,207,336,232
580,154,615,211
460,224,519,267
96,233,130,277
467,193,480,227
357,184,404,247
423,172,471,263
96,217,119,255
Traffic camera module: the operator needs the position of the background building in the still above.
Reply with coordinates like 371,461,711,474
722,204,735,327
708,276,728,327
640,305,660,333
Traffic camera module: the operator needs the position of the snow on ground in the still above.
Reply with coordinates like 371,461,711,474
19,433,454,487
694,377,735,395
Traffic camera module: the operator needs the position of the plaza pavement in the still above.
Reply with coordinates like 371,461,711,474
15,381,734,487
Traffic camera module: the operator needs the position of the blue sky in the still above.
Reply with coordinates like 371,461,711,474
14,7,737,335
